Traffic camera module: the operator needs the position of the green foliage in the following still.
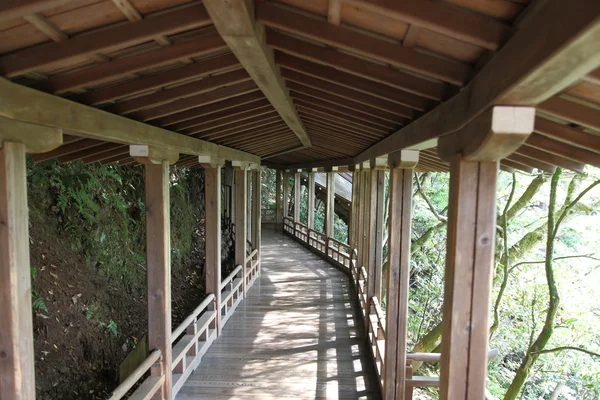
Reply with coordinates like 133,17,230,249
31,290,49,313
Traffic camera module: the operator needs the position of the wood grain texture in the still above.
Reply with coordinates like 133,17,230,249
177,227,380,399
308,172,316,229
234,168,248,296
0,142,35,399
144,160,172,398
440,157,498,400
204,165,222,335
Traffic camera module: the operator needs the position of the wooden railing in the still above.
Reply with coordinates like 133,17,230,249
220,265,244,327
368,296,386,389
261,207,276,223
108,349,164,400
308,228,326,253
246,247,260,289
327,237,352,268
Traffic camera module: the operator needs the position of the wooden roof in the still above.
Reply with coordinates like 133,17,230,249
1,0,599,173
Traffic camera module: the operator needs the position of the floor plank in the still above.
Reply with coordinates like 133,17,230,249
177,226,381,400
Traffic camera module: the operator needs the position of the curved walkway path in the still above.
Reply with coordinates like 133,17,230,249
177,226,381,399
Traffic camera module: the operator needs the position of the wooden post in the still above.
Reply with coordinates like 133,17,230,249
294,171,301,222
247,170,252,242
0,142,36,400
356,168,368,270
282,171,290,219
307,171,315,229
200,156,224,336
325,171,335,238
234,166,248,296
131,145,179,400
251,169,261,274
437,107,534,399
350,168,361,252
383,151,418,400
368,162,385,300
275,169,283,224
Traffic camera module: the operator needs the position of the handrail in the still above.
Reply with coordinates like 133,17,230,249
245,248,258,264
406,349,499,363
172,293,215,341
108,349,162,400
371,296,386,337
220,265,243,291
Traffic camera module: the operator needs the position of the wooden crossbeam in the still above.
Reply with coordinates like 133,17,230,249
257,3,470,85
538,96,600,131
0,78,260,164
534,117,600,154
33,33,227,94
0,3,212,77
203,0,311,147
354,0,600,164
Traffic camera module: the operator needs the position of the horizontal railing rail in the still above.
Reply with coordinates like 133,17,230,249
368,296,386,389
108,349,163,400
220,265,244,327
171,294,217,396
327,237,352,268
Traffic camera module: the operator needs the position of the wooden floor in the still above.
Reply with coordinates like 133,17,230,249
177,226,381,399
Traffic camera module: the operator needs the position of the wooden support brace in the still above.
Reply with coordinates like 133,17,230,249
0,142,36,400
200,156,224,336
383,150,418,400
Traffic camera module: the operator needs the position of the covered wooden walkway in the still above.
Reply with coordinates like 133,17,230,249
177,227,380,400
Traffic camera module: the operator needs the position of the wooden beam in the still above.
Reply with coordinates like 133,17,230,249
268,30,445,101
0,142,36,399
328,0,342,25
515,144,585,173
526,132,600,168
367,169,385,299
71,53,241,106
263,145,305,160
234,167,248,295
257,3,470,85
0,0,71,23
0,78,260,164
0,3,212,77
34,34,227,94
203,0,311,147
440,157,498,400
534,117,600,154
355,0,600,164
141,157,172,398
202,159,223,334
172,101,272,132
384,150,418,400
538,96,600,131
345,0,511,50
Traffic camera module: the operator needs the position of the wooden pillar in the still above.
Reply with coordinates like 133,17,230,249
325,171,335,238
357,168,369,270
131,145,180,400
201,156,224,336
294,171,301,222
368,161,386,300
0,143,36,399
275,169,283,224
234,165,248,296
437,106,534,399
350,168,361,252
251,169,261,274
247,170,252,242
383,151,418,400
282,171,290,219
307,171,315,229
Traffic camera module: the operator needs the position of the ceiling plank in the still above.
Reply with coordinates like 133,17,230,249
0,3,212,78
33,33,227,94
276,53,431,111
70,53,240,106
0,0,71,23
203,0,311,147
257,2,470,85
534,117,600,154
268,30,446,100
538,96,600,131
345,0,512,50
354,0,600,164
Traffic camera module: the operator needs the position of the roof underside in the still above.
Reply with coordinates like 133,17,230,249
1,0,599,173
